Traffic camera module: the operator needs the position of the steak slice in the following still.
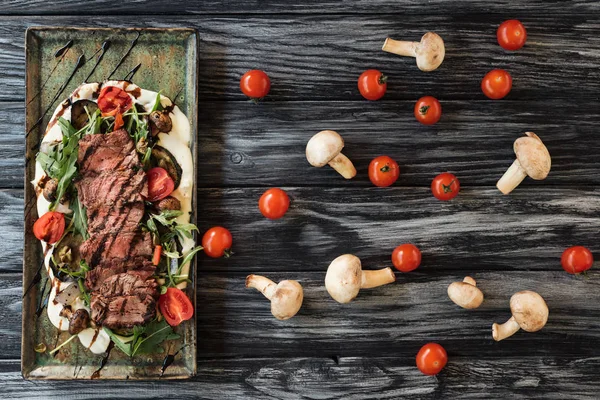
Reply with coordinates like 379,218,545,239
80,231,153,267
85,259,155,291
98,272,158,298
78,130,138,174
76,169,147,210
90,293,157,329
86,202,145,236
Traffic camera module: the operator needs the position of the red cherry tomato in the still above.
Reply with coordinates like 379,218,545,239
497,20,527,51
97,86,133,117
368,156,400,187
33,211,65,244
561,246,594,274
414,96,442,125
146,167,175,202
158,287,194,327
416,343,448,375
431,173,460,201
392,244,422,273
259,188,290,220
481,69,512,100
358,70,387,101
202,226,233,258
240,70,271,100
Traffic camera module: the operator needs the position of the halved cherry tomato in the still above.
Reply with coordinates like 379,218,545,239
259,188,290,220
481,69,512,100
416,343,448,375
240,70,271,100
392,244,422,272
97,86,133,117
202,226,233,258
33,211,65,244
114,113,125,131
561,246,594,274
358,70,387,101
431,173,460,201
414,96,442,125
158,287,194,327
147,167,175,202
152,245,162,266
497,20,527,51
368,156,400,187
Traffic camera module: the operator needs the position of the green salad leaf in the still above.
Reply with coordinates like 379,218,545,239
104,320,179,357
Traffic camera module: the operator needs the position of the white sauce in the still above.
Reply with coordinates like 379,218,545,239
32,81,194,354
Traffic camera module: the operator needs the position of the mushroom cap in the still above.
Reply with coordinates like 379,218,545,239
325,254,362,303
509,290,548,332
271,280,304,320
416,32,445,72
514,132,551,180
447,280,484,309
306,130,344,167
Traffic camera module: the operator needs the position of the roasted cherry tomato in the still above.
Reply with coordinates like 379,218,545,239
392,244,422,273
414,96,442,125
358,70,387,101
202,226,233,258
97,86,133,116
561,246,594,274
240,70,271,100
431,173,460,201
497,20,527,51
368,156,400,187
416,343,448,375
158,287,194,327
147,167,175,202
259,188,290,220
33,211,65,244
481,69,512,100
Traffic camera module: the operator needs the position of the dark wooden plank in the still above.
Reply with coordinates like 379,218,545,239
0,15,598,101
4,99,600,189
6,267,600,360
1,356,600,399
6,186,599,273
1,0,599,16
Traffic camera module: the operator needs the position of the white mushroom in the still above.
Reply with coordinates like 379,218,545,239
246,274,303,320
306,130,357,179
382,32,445,72
447,276,484,309
325,254,396,303
497,132,551,194
492,290,549,341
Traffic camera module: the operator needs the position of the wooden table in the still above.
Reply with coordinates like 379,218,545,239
3,1,600,398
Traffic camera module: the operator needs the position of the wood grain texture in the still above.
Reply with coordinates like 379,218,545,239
0,15,599,101
4,271,600,361
2,356,600,399
7,186,600,273
4,99,600,188
1,0,599,15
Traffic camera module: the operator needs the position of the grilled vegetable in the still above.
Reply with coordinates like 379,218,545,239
151,146,182,189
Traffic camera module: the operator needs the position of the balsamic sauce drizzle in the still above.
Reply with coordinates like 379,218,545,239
35,277,50,317
84,41,110,83
91,341,114,379
123,62,141,82
106,31,140,80
26,40,73,106
27,53,86,137
23,259,44,298
160,344,188,377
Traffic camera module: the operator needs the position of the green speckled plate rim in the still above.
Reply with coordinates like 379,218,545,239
23,27,199,380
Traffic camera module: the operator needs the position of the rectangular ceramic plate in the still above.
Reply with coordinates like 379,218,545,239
23,27,198,379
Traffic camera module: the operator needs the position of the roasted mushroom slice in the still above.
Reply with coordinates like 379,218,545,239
149,110,173,133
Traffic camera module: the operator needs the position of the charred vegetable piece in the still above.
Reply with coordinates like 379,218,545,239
42,178,58,202
151,146,182,189
149,110,172,134
156,196,181,212
71,100,99,130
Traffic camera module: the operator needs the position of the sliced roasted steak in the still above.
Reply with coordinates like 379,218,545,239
86,202,145,236
90,293,156,329
85,259,155,291
80,231,153,267
76,169,147,210
98,272,158,299
78,129,139,174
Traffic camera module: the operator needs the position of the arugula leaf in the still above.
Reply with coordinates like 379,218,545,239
70,195,89,240
131,319,180,356
103,327,134,356
151,91,164,112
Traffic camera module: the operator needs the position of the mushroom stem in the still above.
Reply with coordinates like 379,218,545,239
492,316,521,341
328,152,357,179
382,38,418,57
245,274,276,300
463,276,476,286
496,159,528,195
361,267,396,289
